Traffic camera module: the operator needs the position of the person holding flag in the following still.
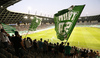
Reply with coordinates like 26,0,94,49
64,42,71,58
0,29,11,49
11,31,25,57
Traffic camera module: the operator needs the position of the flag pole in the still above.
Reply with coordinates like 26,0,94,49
24,7,31,38
25,29,29,38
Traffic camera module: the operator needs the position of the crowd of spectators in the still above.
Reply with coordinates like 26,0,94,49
0,29,100,58
13,24,54,31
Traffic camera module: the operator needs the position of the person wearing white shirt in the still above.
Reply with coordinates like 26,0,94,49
0,29,11,49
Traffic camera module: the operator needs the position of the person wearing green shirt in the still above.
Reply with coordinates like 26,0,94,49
64,42,71,58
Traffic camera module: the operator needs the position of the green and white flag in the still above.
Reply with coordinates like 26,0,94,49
29,16,41,31
54,5,85,41
1,23,16,33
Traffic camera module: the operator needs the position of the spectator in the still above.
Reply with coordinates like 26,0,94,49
25,37,32,50
81,49,87,58
53,43,56,54
64,42,71,58
88,49,95,58
48,42,52,53
74,46,79,58
59,42,64,58
85,49,89,58
23,38,27,49
33,39,38,51
96,51,99,58
70,46,75,58
0,29,11,50
9,35,15,43
43,40,48,54
11,31,25,57
27,37,32,45
38,38,43,52
55,42,59,55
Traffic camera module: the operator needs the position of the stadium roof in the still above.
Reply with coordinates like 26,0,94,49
0,0,21,9
0,0,100,24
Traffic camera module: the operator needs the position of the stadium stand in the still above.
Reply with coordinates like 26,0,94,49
0,0,100,58
13,24,54,31
0,0,53,25
0,35,100,58
77,15,100,25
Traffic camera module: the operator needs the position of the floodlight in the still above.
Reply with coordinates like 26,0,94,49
79,17,81,19
24,16,28,19
1,6,3,8
30,16,34,19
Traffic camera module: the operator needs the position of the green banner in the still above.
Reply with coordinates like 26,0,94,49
54,5,85,41
29,16,41,31
1,23,16,33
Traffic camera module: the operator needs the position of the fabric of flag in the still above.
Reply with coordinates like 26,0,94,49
29,16,41,31
54,5,85,41
1,23,16,33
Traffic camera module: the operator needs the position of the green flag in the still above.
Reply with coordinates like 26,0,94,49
1,23,16,33
29,16,41,31
54,5,85,41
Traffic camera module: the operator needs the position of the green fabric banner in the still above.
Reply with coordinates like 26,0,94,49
1,23,16,33
29,16,41,31
54,5,85,41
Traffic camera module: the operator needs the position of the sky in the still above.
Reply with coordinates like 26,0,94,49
7,0,100,17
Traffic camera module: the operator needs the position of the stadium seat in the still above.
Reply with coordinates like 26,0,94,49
12,56,19,58
0,48,12,58
0,53,7,58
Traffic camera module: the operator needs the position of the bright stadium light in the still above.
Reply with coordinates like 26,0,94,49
27,6,32,14
79,17,81,20
24,16,28,19
47,19,49,20
40,18,42,21
30,16,34,19
1,6,3,8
